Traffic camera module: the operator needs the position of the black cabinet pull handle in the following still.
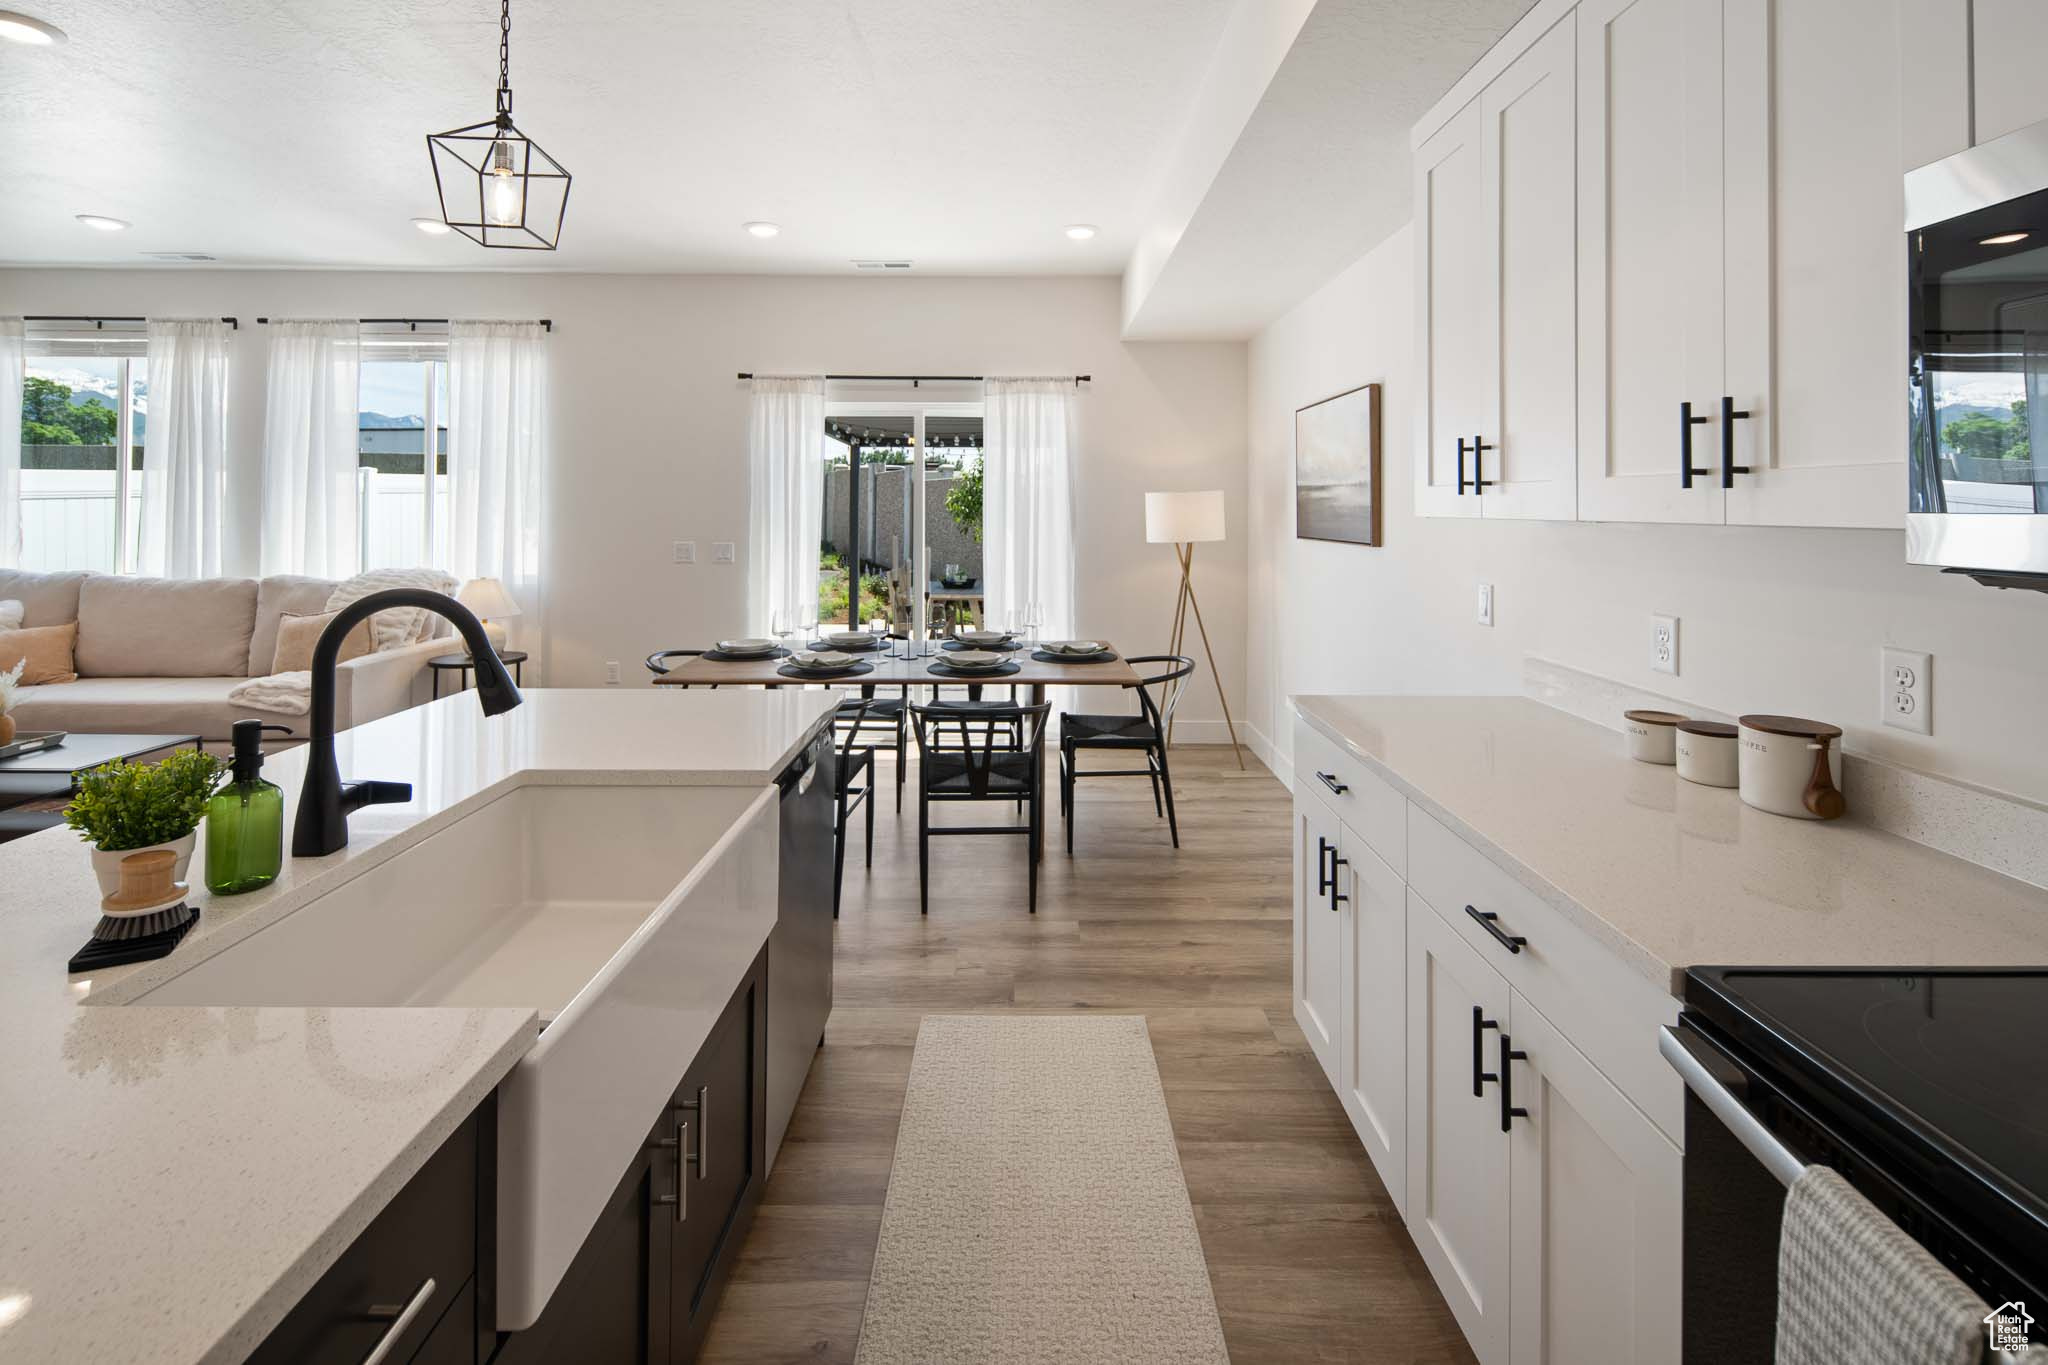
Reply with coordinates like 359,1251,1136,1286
1471,1005,1500,1098
1456,437,1473,495
1471,435,1495,494
1680,401,1712,488
1316,835,1333,896
1720,395,1752,487
1500,1034,1529,1131
1329,852,1349,910
1315,770,1349,796
1465,904,1527,955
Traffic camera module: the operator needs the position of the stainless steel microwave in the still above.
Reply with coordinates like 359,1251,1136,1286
1906,118,2048,586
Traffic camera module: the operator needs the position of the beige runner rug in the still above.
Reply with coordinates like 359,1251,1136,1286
854,1014,1231,1365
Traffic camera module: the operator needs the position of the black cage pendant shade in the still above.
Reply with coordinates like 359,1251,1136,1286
426,0,571,250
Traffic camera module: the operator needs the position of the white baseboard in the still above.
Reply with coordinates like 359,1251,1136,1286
1245,722,1290,790
1167,719,1242,747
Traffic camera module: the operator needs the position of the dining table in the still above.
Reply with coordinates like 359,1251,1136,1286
653,640,1142,856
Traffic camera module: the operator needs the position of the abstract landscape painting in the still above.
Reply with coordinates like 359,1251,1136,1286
1295,382,1381,546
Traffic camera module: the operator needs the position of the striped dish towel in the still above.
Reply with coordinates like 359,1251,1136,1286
1777,1166,1987,1365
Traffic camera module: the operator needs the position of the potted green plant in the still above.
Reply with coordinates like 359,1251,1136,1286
65,749,227,897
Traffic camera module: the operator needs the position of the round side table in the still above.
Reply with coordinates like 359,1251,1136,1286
428,650,528,700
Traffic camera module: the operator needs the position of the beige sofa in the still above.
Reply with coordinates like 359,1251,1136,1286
0,569,450,746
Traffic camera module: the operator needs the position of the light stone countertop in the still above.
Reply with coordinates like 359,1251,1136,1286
1293,695,2048,993
0,686,838,1365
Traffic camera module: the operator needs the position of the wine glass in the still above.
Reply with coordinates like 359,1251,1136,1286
799,603,819,647
1025,600,1043,647
770,608,790,655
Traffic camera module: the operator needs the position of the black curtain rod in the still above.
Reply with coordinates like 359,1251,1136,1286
255,317,553,332
737,372,1089,386
26,314,238,329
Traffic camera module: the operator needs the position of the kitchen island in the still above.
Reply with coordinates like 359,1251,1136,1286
0,687,838,1365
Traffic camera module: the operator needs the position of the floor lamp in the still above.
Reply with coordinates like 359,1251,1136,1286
1145,490,1243,769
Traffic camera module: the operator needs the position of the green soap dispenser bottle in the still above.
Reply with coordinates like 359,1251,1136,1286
205,720,292,895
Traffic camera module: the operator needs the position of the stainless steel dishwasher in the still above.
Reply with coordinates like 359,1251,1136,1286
766,721,836,1171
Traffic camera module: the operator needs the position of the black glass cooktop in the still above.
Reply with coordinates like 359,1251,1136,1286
1685,967,2048,1280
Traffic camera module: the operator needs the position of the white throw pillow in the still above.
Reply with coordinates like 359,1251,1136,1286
324,568,459,653
0,600,22,631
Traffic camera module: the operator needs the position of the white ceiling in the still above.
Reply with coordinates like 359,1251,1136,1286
0,0,1236,274
0,0,1530,337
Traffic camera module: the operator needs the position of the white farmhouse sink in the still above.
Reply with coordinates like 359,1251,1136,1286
131,781,781,1329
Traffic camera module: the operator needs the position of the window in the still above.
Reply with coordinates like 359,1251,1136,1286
357,337,449,569
820,401,983,634
18,330,148,574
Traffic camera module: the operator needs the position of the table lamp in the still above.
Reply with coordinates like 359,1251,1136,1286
1144,490,1242,768
455,577,521,656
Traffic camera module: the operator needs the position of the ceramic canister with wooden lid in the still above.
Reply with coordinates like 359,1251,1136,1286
1624,709,1687,764
1737,715,1846,819
1675,720,1739,787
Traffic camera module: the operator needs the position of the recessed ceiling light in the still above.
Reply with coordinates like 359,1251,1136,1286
0,10,65,44
74,214,130,232
744,221,781,239
412,217,452,236
1980,230,2030,246
1064,224,1098,241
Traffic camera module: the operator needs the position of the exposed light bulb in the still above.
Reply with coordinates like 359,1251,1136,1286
486,138,523,227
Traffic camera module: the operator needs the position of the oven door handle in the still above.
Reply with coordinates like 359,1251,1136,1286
1659,1023,1808,1188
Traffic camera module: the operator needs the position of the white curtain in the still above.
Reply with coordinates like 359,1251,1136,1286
745,376,827,634
447,320,548,655
981,377,1078,641
0,317,22,568
260,320,362,577
138,318,232,578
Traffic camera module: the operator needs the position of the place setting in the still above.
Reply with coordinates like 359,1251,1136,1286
777,648,875,680
809,626,887,653
703,636,789,662
1032,638,1118,664
927,647,1021,679
941,626,1021,652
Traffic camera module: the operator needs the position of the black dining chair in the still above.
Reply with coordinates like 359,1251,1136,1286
644,649,720,687
1058,654,1195,853
908,699,1051,915
836,684,910,811
832,698,879,919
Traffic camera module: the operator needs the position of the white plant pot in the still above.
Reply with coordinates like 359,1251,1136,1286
91,832,197,899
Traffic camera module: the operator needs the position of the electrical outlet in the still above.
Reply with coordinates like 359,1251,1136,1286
1476,582,1494,627
604,660,622,685
1882,647,1931,735
673,540,695,564
712,541,736,564
1650,613,1680,676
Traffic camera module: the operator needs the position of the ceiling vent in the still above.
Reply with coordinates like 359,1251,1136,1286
141,251,217,262
852,259,913,270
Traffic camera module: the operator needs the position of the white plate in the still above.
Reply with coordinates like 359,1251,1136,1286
944,650,1007,671
823,632,876,647
955,630,1011,646
1044,640,1104,656
716,638,778,655
789,650,856,671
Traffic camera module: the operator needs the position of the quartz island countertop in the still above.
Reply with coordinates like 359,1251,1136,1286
0,687,838,1365
1293,695,2048,992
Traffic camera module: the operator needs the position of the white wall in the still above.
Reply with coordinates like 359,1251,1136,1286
0,270,1247,734
1248,225,2048,809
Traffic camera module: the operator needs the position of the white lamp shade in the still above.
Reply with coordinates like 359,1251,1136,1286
1145,490,1226,544
456,576,522,620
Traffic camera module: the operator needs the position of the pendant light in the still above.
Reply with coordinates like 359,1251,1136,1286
425,0,571,249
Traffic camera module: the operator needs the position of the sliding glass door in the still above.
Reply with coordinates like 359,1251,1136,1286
821,401,984,639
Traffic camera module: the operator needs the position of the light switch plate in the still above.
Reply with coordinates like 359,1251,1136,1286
604,660,621,685
673,540,695,564
1476,583,1494,627
1650,614,1679,675
1882,646,1931,735
712,541,736,564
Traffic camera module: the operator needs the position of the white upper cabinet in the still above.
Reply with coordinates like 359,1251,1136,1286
1728,0,1905,528
1899,0,1972,171
1576,0,1743,524
1972,0,2048,145
1415,101,1488,519
1481,14,1579,520
1415,18,1578,521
